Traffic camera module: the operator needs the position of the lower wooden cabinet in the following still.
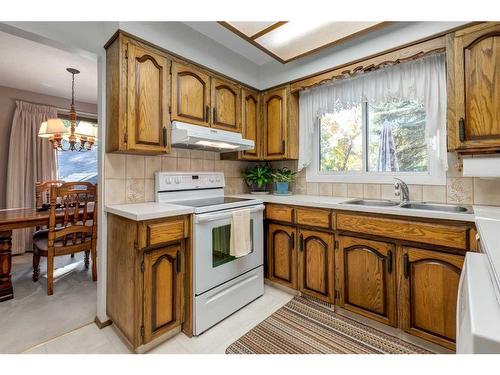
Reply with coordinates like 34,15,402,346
143,244,184,344
298,229,334,303
399,246,464,350
267,223,297,289
336,236,397,327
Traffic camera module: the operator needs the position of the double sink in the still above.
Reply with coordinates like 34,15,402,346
342,199,473,214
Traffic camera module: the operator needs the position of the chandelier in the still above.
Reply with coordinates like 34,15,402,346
38,68,97,151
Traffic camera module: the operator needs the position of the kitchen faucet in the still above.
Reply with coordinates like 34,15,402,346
394,178,410,204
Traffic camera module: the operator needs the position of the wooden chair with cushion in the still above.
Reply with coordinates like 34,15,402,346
32,182,97,295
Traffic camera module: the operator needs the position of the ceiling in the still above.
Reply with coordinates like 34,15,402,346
186,21,391,65
0,30,97,103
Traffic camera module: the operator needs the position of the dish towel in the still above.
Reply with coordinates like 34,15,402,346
230,209,251,258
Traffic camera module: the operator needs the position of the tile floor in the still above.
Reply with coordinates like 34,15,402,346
21,284,451,354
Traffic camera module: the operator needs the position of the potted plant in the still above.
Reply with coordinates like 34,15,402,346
241,164,273,194
271,167,296,195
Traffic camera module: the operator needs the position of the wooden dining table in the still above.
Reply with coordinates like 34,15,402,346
0,203,95,302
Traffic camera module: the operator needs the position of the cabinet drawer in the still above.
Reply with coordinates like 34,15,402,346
295,207,332,229
336,213,470,250
266,204,294,223
146,218,187,247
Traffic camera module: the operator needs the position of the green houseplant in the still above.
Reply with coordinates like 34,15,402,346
241,164,273,194
271,167,296,195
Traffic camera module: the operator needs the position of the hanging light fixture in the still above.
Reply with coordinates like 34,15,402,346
39,68,97,151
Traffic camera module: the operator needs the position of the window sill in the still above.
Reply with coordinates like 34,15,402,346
305,171,446,186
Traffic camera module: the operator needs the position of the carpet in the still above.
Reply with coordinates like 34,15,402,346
226,296,433,354
0,253,96,353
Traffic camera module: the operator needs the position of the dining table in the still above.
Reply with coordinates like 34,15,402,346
0,203,95,302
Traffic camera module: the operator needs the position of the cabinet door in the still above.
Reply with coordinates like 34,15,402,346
241,89,261,160
298,229,334,303
267,223,297,289
143,244,183,344
171,62,210,127
449,23,500,151
127,43,170,153
211,77,241,132
337,236,397,327
264,87,287,160
399,247,464,350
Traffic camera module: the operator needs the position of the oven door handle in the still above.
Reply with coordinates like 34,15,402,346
194,204,265,223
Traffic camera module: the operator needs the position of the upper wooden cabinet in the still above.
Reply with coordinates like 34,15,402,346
448,22,500,152
240,89,262,160
171,62,211,127
211,77,241,132
106,34,171,154
336,236,397,327
399,247,464,350
262,86,299,160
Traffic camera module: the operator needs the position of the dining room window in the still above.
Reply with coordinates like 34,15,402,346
300,53,447,185
55,116,98,184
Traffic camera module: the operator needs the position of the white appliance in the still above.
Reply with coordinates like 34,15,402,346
155,171,264,335
457,252,500,353
171,121,255,152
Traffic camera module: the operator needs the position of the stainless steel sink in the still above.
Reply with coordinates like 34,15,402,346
400,202,473,214
341,199,400,207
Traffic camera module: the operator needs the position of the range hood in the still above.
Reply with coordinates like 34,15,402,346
171,121,254,152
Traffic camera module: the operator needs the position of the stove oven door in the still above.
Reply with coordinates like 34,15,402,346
193,204,264,295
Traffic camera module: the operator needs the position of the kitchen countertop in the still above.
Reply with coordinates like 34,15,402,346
232,194,477,222
105,202,194,221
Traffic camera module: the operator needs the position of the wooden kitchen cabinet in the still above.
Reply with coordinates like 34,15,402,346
143,244,184,344
211,77,241,132
267,223,297,289
448,22,500,152
106,213,189,353
398,246,464,350
298,229,334,303
263,86,299,160
240,89,262,160
171,61,211,127
106,34,171,154
336,236,397,327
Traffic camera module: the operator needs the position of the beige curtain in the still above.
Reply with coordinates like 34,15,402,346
6,101,58,254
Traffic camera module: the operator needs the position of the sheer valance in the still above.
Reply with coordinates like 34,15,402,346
298,53,447,172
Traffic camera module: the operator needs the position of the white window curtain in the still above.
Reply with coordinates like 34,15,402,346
298,53,447,172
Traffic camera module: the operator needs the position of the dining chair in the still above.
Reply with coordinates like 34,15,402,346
35,180,65,209
32,182,98,295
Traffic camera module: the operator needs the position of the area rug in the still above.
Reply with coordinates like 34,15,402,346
226,296,433,354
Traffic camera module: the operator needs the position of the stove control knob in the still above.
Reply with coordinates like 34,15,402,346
216,177,221,182
165,177,171,184
175,177,180,184
209,177,214,183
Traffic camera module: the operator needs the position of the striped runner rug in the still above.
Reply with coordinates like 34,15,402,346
226,296,433,354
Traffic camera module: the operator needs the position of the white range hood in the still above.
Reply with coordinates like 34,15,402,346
171,121,254,152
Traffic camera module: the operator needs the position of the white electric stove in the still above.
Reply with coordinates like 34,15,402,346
155,172,264,335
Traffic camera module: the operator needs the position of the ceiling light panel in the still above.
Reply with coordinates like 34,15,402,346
256,21,383,61
226,21,278,37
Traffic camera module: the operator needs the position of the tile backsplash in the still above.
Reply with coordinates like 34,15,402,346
104,151,500,207
272,159,500,207
104,149,250,205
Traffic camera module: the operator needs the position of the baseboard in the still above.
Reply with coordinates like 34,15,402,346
94,316,112,329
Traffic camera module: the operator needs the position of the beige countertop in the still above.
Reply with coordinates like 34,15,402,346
105,202,194,221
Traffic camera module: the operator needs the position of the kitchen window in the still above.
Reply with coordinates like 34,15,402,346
301,53,447,185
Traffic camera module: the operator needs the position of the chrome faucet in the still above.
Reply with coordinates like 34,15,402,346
394,178,410,204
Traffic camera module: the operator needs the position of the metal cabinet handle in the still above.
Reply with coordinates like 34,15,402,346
162,127,167,147
403,254,409,278
176,251,181,273
290,232,295,250
387,250,393,274
205,105,210,122
213,108,218,124
299,234,304,252
459,117,465,142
